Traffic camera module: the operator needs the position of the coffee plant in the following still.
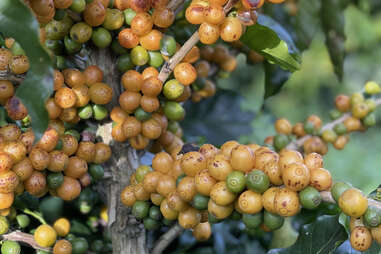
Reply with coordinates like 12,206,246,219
0,0,380,253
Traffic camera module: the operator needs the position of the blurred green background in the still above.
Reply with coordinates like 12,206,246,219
221,4,381,194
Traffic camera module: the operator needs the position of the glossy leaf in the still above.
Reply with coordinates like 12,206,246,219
268,215,347,254
320,0,346,80
181,90,255,147
241,14,301,72
0,0,54,141
264,61,291,99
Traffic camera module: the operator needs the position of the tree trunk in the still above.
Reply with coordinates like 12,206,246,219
90,48,148,254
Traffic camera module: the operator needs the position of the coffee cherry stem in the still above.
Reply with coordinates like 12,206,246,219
23,208,47,225
157,0,239,83
151,223,184,254
167,0,186,11
2,231,51,252
287,97,381,150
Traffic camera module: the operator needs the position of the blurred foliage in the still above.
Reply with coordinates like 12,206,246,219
0,0,54,141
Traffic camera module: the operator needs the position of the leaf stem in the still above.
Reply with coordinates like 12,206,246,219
23,208,47,225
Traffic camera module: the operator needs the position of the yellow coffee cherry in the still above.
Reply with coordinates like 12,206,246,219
364,81,381,95
338,188,368,217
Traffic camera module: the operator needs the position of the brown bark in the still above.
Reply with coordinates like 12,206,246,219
89,48,148,254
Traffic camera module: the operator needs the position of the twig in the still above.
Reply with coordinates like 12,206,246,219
151,224,184,254
320,191,381,210
286,97,381,150
158,32,200,83
167,0,185,11
66,9,81,22
2,231,51,252
157,0,239,83
0,69,25,83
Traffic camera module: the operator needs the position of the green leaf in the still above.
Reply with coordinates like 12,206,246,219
268,215,347,254
338,212,350,235
292,0,322,51
264,61,291,99
0,0,54,141
241,14,301,72
181,90,255,147
320,0,347,80
368,184,381,201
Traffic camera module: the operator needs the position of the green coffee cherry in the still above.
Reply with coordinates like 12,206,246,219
70,22,93,44
124,9,137,25
66,233,76,242
117,54,134,72
144,217,160,230
47,172,64,189
93,105,108,121
89,164,104,182
103,9,124,30
164,102,185,121
78,105,93,119
333,123,347,135
135,165,152,183
364,206,381,227
168,121,180,134
274,134,289,151
365,99,377,112
16,214,30,229
64,35,82,54
363,113,376,127
299,186,322,209
70,0,86,13
131,46,149,66
246,170,269,194
148,51,164,68
365,81,381,95
242,213,262,229
226,171,246,194
132,201,150,219
55,55,67,69
134,107,151,121
192,194,209,210
92,27,112,48
304,121,315,135
71,238,89,254
1,241,21,254
331,181,352,203
149,206,162,220
329,109,342,120
351,92,364,105
0,216,9,234
263,211,284,230
163,79,184,100
45,40,65,55
160,35,177,57
10,42,26,56
111,40,128,55
321,130,337,143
